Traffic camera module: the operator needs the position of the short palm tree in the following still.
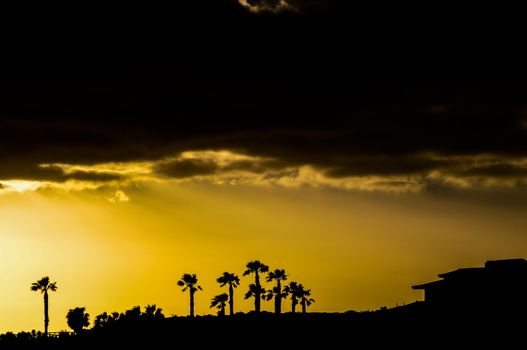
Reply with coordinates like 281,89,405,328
244,283,267,311
243,260,269,313
217,272,240,316
177,273,202,317
66,307,90,334
283,281,300,313
31,276,57,336
210,293,229,317
266,269,288,314
297,284,315,313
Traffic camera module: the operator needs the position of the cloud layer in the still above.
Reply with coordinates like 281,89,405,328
1,3,525,195
4,148,527,196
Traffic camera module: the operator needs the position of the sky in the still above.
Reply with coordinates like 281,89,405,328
1,0,527,332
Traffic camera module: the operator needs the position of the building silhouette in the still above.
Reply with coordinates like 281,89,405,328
412,258,527,315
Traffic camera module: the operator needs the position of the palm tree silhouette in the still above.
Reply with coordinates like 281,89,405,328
210,293,229,317
283,281,300,313
244,283,267,311
66,307,90,334
177,273,202,317
243,260,269,313
297,284,315,313
31,276,57,336
217,272,240,316
266,269,288,314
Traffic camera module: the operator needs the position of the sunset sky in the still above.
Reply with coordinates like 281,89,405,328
1,1,527,333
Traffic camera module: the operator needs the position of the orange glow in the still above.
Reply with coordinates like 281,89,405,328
1,182,527,332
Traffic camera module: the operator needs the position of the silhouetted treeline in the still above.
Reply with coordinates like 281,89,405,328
5,259,527,348
1,304,525,349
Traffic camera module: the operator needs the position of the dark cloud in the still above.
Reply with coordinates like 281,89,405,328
263,168,299,180
153,155,291,179
0,161,121,183
373,180,417,187
221,159,288,173
454,163,527,178
0,1,526,189
63,171,123,182
245,0,283,10
0,162,70,182
239,0,339,13
155,159,219,179
323,157,455,178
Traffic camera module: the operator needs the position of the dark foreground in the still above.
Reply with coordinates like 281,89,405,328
1,304,525,349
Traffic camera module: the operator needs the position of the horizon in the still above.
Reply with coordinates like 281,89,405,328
2,0,527,334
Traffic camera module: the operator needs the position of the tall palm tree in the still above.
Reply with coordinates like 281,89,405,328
283,281,300,313
210,293,229,317
177,273,202,317
266,269,288,314
217,272,240,316
243,260,269,313
297,284,315,314
31,276,57,336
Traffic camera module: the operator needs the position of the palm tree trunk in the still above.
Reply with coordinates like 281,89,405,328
190,290,195,317
302,300,306,314
44,290,49,336
292,297,297,313
275,280,281,314
229,284,234,316
255,272,260,313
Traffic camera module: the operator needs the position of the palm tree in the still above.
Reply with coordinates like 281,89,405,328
266,269,288,314
66,307,90,334
243,260,269,313
31,276,57,336
217,272,240,316
244,283,267,311
210,293,229,317
297,284,315,313
177,273,202,317
283,281,300,313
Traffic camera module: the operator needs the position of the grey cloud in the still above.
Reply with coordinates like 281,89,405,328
221,159,288,173
65,171,124,182
323,156,456,178
263,168,299,180
239,0,328,12
0,161,122,183
240,0,293,12
453,163,527,178
154,159,219,179
153,155,292,179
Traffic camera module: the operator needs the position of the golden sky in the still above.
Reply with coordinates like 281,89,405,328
2,163,527,333
2,0,526,336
